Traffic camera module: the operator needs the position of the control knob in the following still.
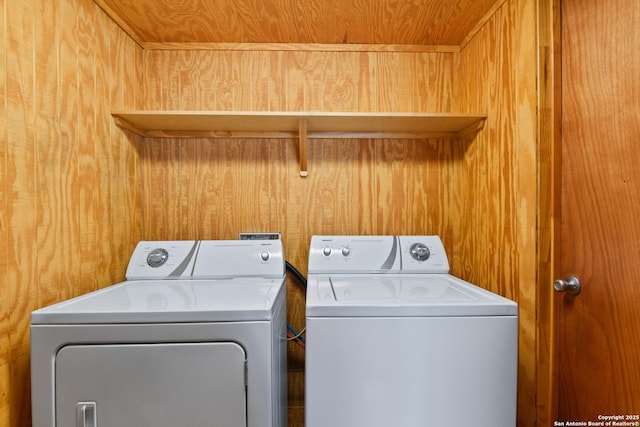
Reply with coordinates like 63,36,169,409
147,248,169,267
409,242,431,261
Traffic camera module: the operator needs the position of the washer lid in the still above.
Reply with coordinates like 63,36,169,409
306,274,517,317
31,278,285,324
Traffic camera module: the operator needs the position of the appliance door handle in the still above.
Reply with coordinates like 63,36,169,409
76,402,96,427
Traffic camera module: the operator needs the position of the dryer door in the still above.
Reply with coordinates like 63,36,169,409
55,342,247,427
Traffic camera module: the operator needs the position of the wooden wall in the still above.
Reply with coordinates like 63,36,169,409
140,0,539,425
0,0,545,426
0,0,144,425
458,0,539,425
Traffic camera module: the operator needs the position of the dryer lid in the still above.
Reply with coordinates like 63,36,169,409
306,274,517,317
31,278,285,324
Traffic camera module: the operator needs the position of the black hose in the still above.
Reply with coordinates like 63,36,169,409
285,260,307,292
285,260,307,346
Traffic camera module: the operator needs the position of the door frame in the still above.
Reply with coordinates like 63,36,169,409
536,0,562,425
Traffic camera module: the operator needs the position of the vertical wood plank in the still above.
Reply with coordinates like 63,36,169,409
514,0,539,426
143,49,180,110
95,7,121,285
94,3,109,283
108,18,144,277
537,0,562,425
6,0,38,423
0,0,9,422
2,1,37,425
34,0,59,310
76,0,99,296
36,0,80,308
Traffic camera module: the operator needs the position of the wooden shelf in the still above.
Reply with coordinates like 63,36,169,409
112,110,487,176
113,110,486,139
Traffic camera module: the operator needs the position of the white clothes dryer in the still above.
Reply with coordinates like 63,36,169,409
31,240,287,427
305,235,518,427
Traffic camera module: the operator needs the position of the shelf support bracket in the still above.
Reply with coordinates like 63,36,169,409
299,118,308,177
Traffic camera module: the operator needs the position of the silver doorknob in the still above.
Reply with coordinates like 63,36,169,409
554,275,582,295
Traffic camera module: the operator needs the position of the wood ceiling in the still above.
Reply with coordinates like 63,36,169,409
94,0,503,47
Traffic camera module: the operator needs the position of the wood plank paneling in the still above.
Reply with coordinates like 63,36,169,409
95,0,501,46
458,0,538,426
514,1,539,426
1,0,144,425
144,49,456,113
0,0,10,424
0,0,544,426
6,1,38,424
106,16,144,281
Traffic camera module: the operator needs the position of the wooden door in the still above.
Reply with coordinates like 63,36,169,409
557,0,640,422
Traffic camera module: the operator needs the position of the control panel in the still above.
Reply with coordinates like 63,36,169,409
126,241,200,279
125,239,285,280
308,235,449,274
192,240,284,278
397,235,449,273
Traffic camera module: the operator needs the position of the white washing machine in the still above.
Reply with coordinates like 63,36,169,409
31,239,287,427
305,235,518,427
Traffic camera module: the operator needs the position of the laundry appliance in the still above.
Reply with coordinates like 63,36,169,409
31,239,287,427
305,235,518,427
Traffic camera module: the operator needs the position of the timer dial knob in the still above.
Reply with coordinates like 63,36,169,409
147,248,169,267
409,242,431,261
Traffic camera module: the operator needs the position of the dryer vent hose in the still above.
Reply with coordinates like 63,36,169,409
285,260,306,348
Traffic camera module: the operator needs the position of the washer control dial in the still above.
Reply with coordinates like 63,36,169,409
147,248,169,267
409,242,431,261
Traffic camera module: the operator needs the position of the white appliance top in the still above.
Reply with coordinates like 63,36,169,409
31,278,284,324
306,235,517,317
31,239,286,324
